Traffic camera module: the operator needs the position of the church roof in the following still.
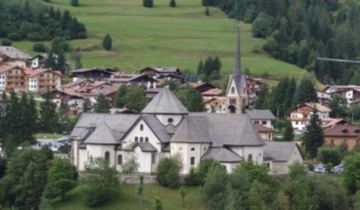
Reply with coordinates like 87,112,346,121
264,141,302,162
142,88,188,114
202,147,243,163
123,142,157,152
85,122,117,144
171,115,212,143
246,109,276,120
142,115,171,143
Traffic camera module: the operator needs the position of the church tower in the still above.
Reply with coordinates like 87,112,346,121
225,25,248,113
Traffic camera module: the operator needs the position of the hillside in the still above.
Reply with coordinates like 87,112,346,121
12,0,306,80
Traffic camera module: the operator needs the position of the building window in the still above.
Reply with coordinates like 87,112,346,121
248,154,253,162
330,139,334,145
145,137,149,142
105,151,110,161
151,153,156,164
168,118,174,124
140,124,144,131
140,137,144,142
117,155,122,165
204,147,207,151
262,121,267,125
191,147,195,151
135,137,138,142
190,157,195,165
231,87,235,94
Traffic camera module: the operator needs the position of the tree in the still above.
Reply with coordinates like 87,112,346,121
94,94,110,113
317,147,341,170
72,49,83,69
303,107,324,159
123,86,147,112
138,175,144,209
203,164,228,210
143,0,154,8
344,152,360,194
83,158,119,207
116,85,128,108
283,120,294,141
45,38,69,74
154,197,163,210
82,98,92,113
185,167,201,186
197,159,221,185
252,13,274,38
292,78,318,106
197,59,204,75
204,7,210,16
179,187,187,207
70,0,79,6
329,95,343,118
170,0,176,7
176,87,203,112
44,158,77,200
156,156,182,189
122,155,139,174
288,162,307,180
225,166,250,210
102,34,112,51
39,94,59,133
33,43,47,52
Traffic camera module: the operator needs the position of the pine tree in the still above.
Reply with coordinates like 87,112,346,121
170,0,176,7
285,78,296,113
303,107,324,159
283,120,294,141
82,98,92,113
292,78,318,106
39,94,59,133
197,59,204,75
329,95,343,118
204,6,210,16
102,34,112,51
143,0,154,8
94,94,110,113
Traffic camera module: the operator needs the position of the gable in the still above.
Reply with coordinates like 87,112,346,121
226,78,240,97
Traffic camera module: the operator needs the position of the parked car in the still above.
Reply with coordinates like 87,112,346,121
313,163,326,173
58,136,70,144
332,163,344,174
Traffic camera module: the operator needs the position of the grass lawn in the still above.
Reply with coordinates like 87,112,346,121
14,0,306,82
51,184,205,210
34,133,64,139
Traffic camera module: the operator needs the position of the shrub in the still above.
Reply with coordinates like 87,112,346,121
185,167,201,186
7,32,22,41
102,34,112,51
143,0,154,8
317,146,341,167
28,32,51,41
70,0,79,7
252,13,274,38
122,155,139,174
1,39,11,46
33,43,47,52
198,159,221,184
344,152,360,194
156,156,182,188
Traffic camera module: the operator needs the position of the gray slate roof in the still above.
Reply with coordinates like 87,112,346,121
0,46,30,60
142,88,188,114
123,142,157,152
85,122,117,144
264,141,299,162
171,115,212,143
202,147,243,163
188,113,264,146
246,109,276,120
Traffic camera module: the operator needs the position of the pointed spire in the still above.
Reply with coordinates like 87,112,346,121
234,22,242,76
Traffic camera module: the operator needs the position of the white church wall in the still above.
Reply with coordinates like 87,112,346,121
231,146,264,164
156,114,183,126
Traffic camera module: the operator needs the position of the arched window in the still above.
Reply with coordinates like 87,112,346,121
135,137,139,142
117,155,123,165
145,137,149,142
248,154,253,162
105,151,110,161
168,118,174,124
140,137,144,142
231,87,235,94
190,147,195,151
140,124,144,131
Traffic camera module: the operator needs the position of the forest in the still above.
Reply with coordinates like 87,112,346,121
205,0,360,84
0,0,87,41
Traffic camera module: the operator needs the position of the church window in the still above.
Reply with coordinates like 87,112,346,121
145,137,149,142
151,153,156,164
105,151,110,161
140,137,144,142
117,155,123,165
190,157,195,165
140,124,144,131
191,147,195,151
231,87,235,94
248,154,253,162
168,118,174,124
135,137,138,142
262,121,267,125
230,98,236,105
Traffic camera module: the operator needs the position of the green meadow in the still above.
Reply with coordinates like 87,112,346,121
15,0,306,80
50,185,204,210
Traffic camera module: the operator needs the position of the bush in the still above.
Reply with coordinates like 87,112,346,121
344,152,360,194
185,167,201,186
252,13,274,38
7,32,22,41
27,32,51,41
156,156,182,188
198,159,221,184
1,39,11,46
70,0,79,7
143,0,154,8
317,146,341,167
33,43,47,52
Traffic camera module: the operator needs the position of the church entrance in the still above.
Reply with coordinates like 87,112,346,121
228,105,236,113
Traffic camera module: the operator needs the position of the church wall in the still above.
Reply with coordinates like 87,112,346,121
122,119,162,152
86,144,117,167
78,148,87,171
134,147,153,173
171,143,210,174
222,163,237,173
156,114,183,126
231,146,264,164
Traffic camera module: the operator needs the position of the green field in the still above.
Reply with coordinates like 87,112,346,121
13,0,306,81
50,185,204,210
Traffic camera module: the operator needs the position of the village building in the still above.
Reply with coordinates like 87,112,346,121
323,85,360,107
288,103,331,133
140,66,182,80
246,77,264,104
246,109,275,141
317,91,332,105
28,54,48,69
264,141,304,174
108,72,157,89
323,123,360,150
71,68,117,81
0,46,30,68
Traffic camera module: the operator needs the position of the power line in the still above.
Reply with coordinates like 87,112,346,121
317,57,360,64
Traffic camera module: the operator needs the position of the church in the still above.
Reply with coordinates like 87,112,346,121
70,29,303,174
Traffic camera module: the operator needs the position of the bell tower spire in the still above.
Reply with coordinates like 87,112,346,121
235,23,242,76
